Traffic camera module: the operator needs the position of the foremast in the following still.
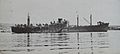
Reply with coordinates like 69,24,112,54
27,13,30,26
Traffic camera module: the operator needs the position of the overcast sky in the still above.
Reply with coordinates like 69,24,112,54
0,0,120,25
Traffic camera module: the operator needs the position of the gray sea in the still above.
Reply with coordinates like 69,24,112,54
0,24,120,54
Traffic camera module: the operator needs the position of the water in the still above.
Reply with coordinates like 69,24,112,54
0,30,120,54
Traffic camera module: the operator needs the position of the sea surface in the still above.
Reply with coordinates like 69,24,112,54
0,24,120,54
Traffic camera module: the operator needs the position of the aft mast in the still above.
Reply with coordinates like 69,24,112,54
90,14,92,26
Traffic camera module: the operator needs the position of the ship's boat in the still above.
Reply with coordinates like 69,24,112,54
11,14,68,33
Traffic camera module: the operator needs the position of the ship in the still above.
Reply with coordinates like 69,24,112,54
11,13,109,33
11,14,68,33
62,14,109,32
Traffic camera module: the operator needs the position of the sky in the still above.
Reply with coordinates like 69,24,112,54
0,0,120,25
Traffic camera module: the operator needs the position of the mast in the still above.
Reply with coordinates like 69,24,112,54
90,14,92,26
27,13,30,26
76,11,79,27
77,15,79,27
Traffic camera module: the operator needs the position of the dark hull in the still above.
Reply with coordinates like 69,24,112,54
11,18,68,33
62,24,109,32
11,27,63,33
11,24,109,33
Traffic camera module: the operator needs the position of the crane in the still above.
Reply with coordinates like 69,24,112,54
83,17,90,24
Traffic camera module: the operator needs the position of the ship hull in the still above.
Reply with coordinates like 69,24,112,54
11,27,63,33
11,18,68,33
12,27,37,33
12,24,109,33
62,23,109,32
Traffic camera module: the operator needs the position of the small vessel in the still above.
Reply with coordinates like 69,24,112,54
11,14,68,33
62,14,109,32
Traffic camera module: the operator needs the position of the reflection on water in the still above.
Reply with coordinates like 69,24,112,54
0,32,111,54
